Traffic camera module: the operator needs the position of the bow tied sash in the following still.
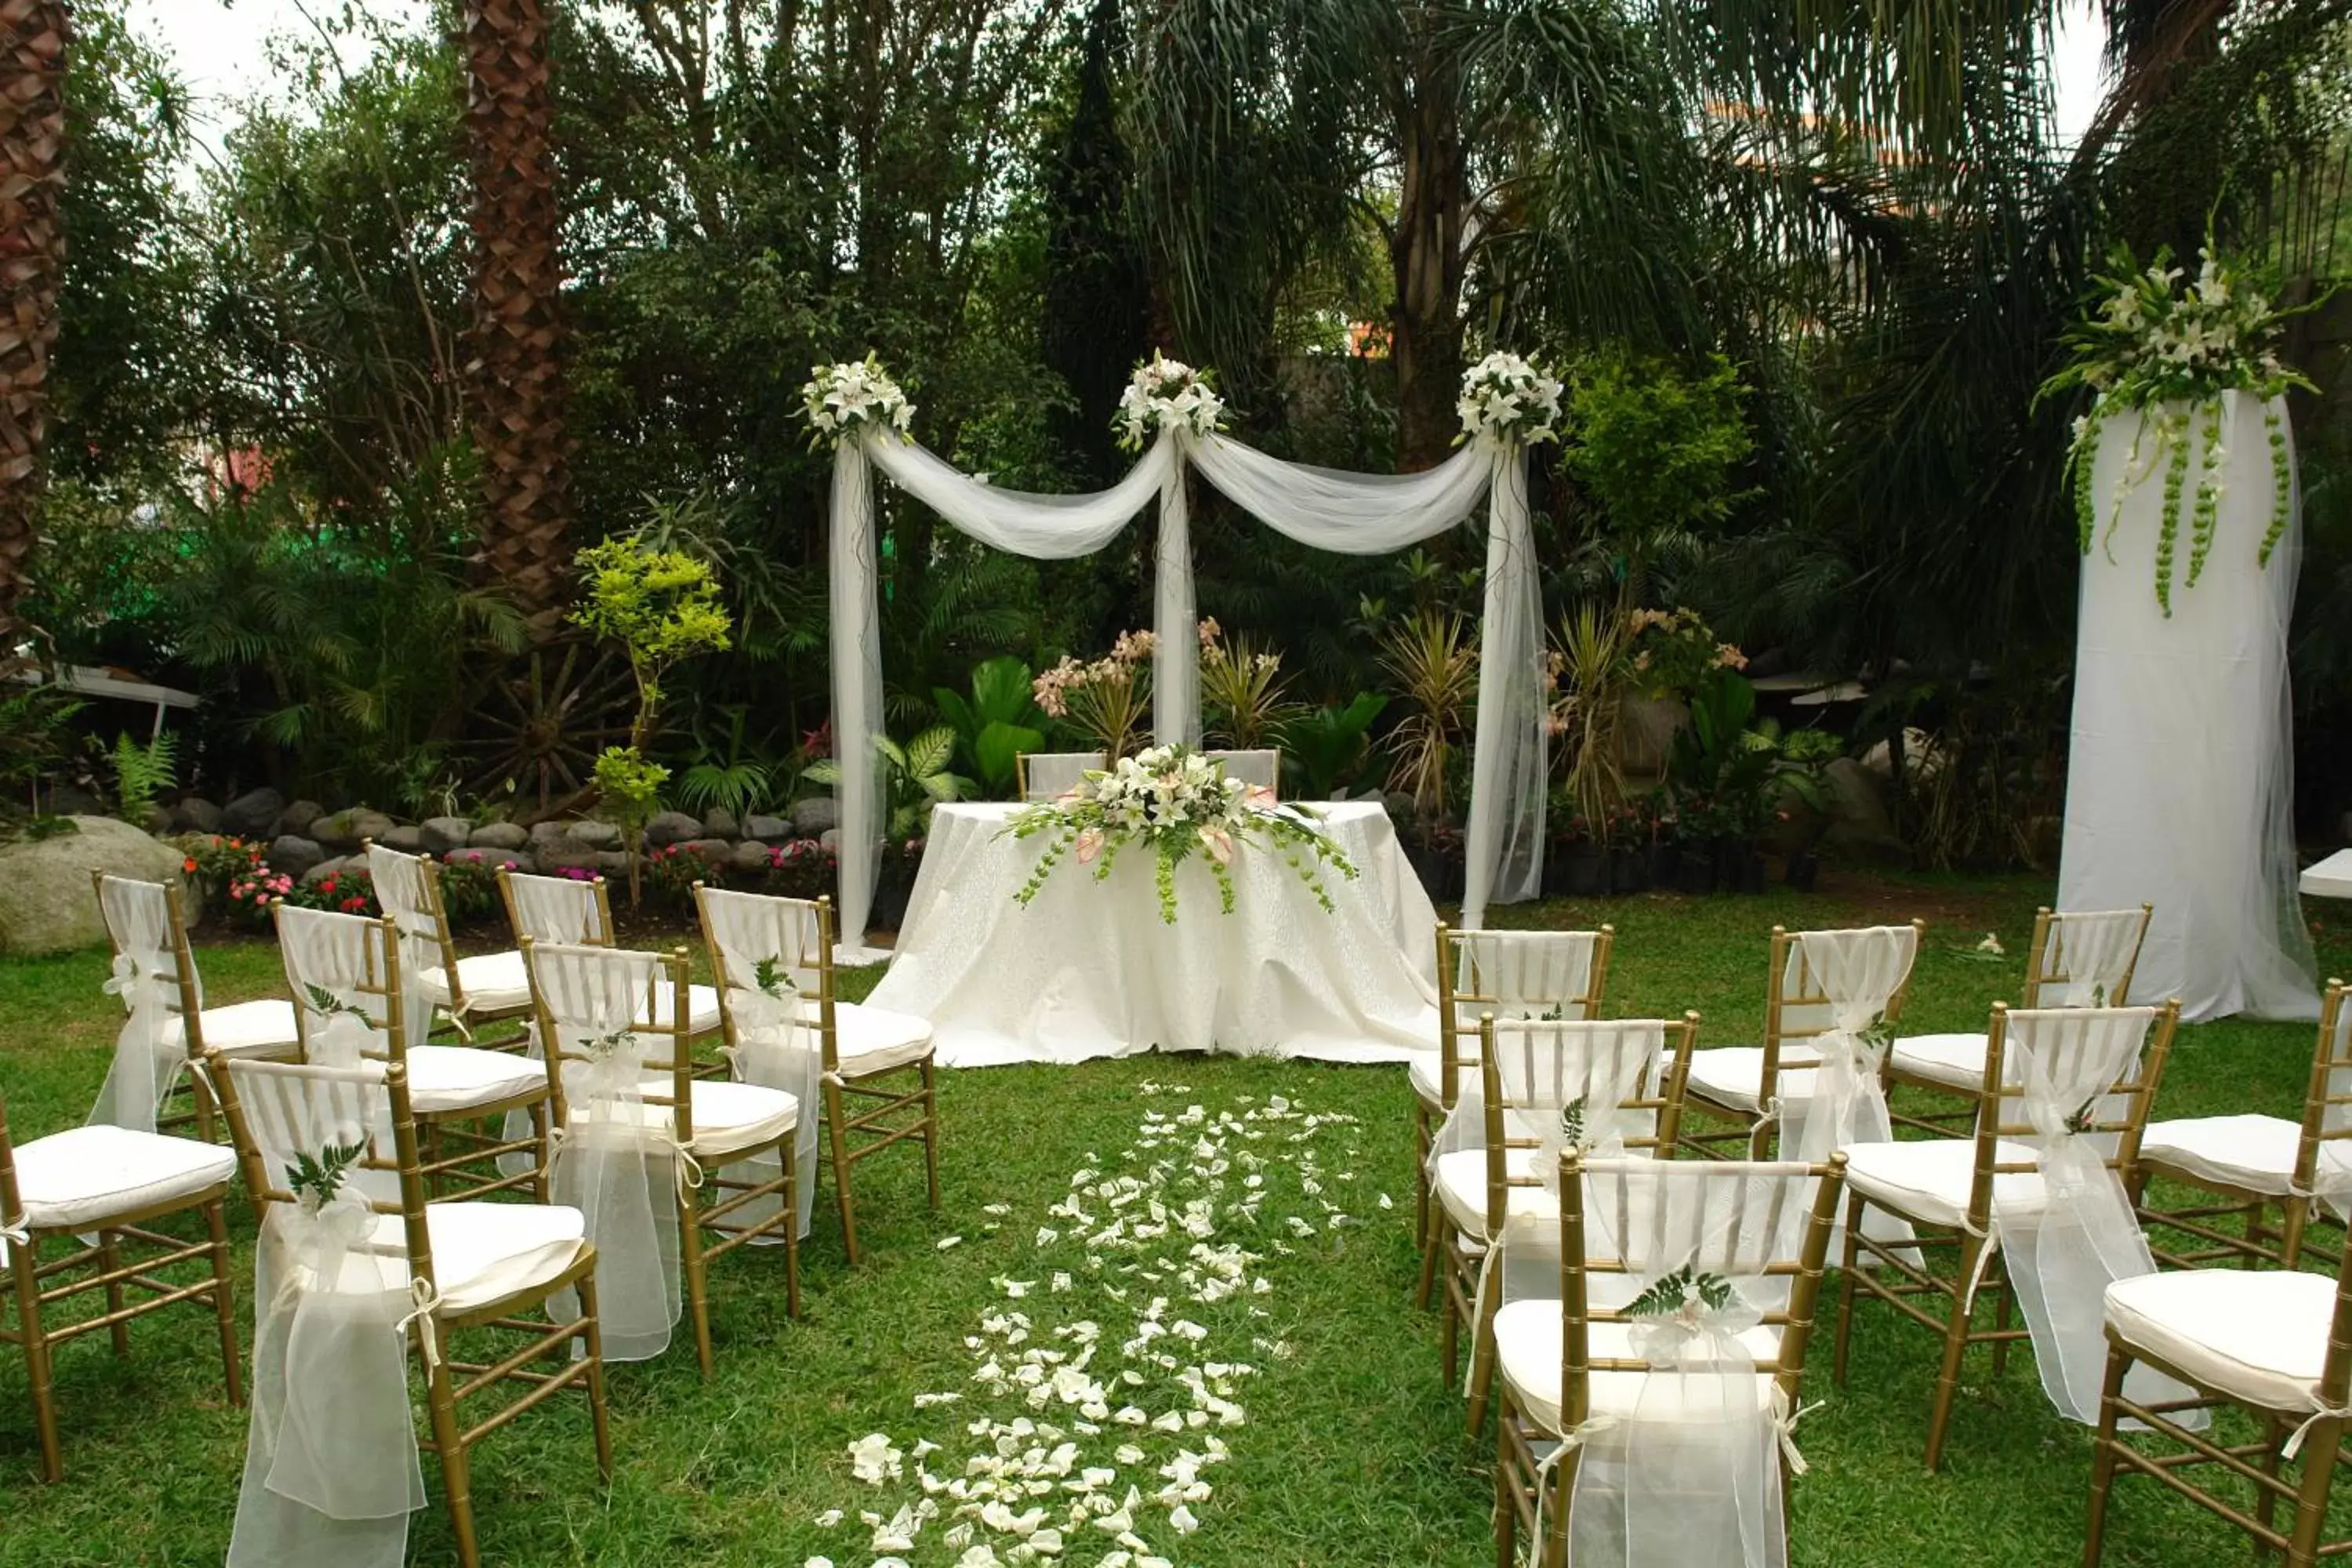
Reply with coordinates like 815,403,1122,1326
94,949,180,1132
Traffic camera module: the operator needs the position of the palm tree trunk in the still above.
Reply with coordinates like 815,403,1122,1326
1390,42,1467,474
461,0,572,638
0,0,64,641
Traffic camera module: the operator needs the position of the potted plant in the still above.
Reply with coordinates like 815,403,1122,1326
1604,803,1650,895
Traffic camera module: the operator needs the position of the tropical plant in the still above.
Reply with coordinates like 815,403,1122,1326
102,730,175,822
1552,604,1628,832
1562,351,1755,606
804,727,971,842
592,745,669,905
1196,619,1294,750
675,706,781,822
0,675,78,812
1380,608,1477,820
1668,670,1833,843
1276,692,1388,802
1033,630,1155,761
569,532,734,750
933,656,1047,800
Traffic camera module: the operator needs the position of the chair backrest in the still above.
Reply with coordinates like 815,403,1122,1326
693,884,839,1073
364,841,466,1007
1759,921,1923,1102
499,866,615,947
209,1054,431,1282
1962,1000,2180,1232
2292,979,2352,1198
274,902,420,1069
2022,905,2154,1008
1203,749,1279,795
1556,1154,1846,1416
1435,924,1613,1110
1016,751,1106,803
90,870,204,1049
518,938,695,1141
1479,1014,1696,1233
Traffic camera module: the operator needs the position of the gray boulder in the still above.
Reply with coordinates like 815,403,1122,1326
45,783,103,816
0,816,196,956
702,808,740,839
535,834,600,873
311,808,394,851
818,827,841,851
142,804,173,836
172,796,223,833
644,811,703,848
568,819,620,849
530,819,569,845
302,856,350,888
793,797,839,836
594,851,633,878
268,835,325,878
728,840,775,876
275,799,325,837
380,824,425,854
1819,758,1909,863
469,822,529,851
677,837,733,866
742,814,792,844
219,787,286,837
419,816,473,855
455,846,532,874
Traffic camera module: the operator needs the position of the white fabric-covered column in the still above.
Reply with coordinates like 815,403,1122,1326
827,435,886,956
1461,445,1547,927
2058,391,2318,1022
1154,462,1197,745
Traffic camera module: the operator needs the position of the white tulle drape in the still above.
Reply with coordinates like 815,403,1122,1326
2058,392,2318,1022
89,875,184,1133
825,419,1548,949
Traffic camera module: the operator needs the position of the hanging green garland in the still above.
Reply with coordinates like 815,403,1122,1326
2042,238,2316,618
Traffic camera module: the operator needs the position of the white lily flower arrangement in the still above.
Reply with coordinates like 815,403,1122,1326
1003,743,1356,924
800,353,916,447
1114,351,1227,452
1455,349,1564,448
2042,239,2314,617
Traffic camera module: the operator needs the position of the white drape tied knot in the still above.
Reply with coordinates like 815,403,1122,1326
103,949,172,1019
1625,1283,1765,1367
1530,1410,1624,1552
394,1277,444,1369
1770,1388,1823,1476
2285,1404,2352,1461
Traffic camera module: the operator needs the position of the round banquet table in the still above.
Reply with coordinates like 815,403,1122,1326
865,800,1443,1066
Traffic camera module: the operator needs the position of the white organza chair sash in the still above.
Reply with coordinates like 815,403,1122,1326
1777,926,1918,1163
1989,1005,2198,1426
1451,930,1602,1025
2313,989,2352,1216
277,906,425,1066
89,874,187,1133
696,886,826,1239
2038,909,2150,1007
364,847,452,1022
526,941,682,1363
220,1058,422,1568
1019,752,1104,802
505,871,608,946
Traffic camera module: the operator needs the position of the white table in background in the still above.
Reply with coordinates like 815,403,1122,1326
866,801,1440,1067
2302,850,2352,900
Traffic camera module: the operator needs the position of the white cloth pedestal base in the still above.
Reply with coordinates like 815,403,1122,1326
2299,850,2352,901
866,802,1440,1065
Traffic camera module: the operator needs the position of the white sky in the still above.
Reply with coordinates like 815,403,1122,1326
129,0,2117,161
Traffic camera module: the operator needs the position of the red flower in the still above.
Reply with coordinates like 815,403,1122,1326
183,857,198,874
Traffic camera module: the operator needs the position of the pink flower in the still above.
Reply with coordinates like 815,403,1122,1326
1199,827,1235,865
1243,785,1276,811
1075,828,1105,864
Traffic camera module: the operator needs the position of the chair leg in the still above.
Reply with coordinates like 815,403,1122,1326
825,1079,862,1267
1990,1271,2013,1378
1415,1220,1442,1314
9,1232,63,1483
97,1230,131,1357
1493,1390,1515,1568
782,1139,803,1320
1439,1230,1463,1392
1832,1191,1862,1388
677,1175,716,1379
2257,1413,2287,1544
423,1337,480,1568
1925,1237,1980,1472
1465,1265,1498,1436
575,1269,613,1483
2286,1419,2344,1568
188,1063,220,1145
2281,1195,2312,1271
532,1102,552,1205
921,1059,942,1211
1545,1441,1572,1568
205,1200,243,1406
2081,1344,2130,1567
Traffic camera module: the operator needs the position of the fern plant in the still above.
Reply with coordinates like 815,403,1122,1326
1627,1265,1735,1321
285,1138,368,1211
105,731,178,823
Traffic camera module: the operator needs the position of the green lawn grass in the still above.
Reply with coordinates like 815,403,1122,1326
0,873,2347,1566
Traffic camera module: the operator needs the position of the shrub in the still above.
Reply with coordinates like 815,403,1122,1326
437,848,521,924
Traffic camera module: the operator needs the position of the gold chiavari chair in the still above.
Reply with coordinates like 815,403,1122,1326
0,1095,241,1482
521,938,802,1374
89,870,301,1141
1014,751,1106,803
274,902,549,1201
695,885,939,1265
209,1054,608,1568
1887,905,2153,1137
1494,1151,1847,1568
1834,1000,2181,1471
366,840,534,1045
2084,1181,2352,1568
1679,921,1925,1160
496,866,724,1037
1436,1011,1696,1433
2133,979,2352,1269
1413,924,1613,1309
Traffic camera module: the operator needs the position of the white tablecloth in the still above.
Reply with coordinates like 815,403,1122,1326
866,801,1442,1066
2303,849,2352,900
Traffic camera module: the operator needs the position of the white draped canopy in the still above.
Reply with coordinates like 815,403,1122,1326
826,419,1549,954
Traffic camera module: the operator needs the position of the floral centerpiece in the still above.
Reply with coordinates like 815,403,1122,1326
1114,351,1226,452
2041,241,2314,615
1624,605,1746,699
1033,629,1156,760
1456,350,1564,448
1005,744,1356,923
799,353,916,446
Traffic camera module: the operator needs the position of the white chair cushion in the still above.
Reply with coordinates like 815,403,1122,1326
165,997,303,1056
1494,1298,1784,1436
641,983,723,1036
2136,1113,2337,1200
832,1001,935,1076
1432,1147,1556,1241
404,1045,548,1115
355,1200,586,1317
578,1079,801,1163
2105,1268,2339,1413
12,1125,237,1232
1841,1137,2046,1230
1683,1045,1821,1116
419,949,532,1014
1888,1032,1990,1092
